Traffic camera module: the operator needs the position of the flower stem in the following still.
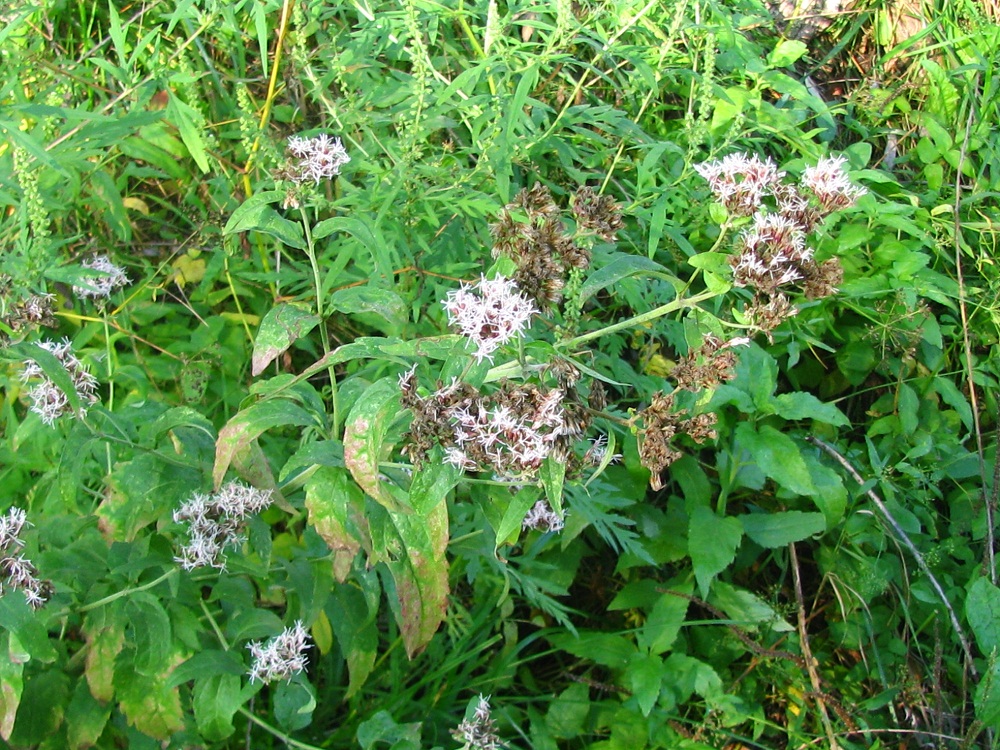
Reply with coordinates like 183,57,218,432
75,568,178,614
238,708,327,750
300,207,340,436
556,288,720,350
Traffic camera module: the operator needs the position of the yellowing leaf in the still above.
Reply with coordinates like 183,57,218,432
170,253,206,287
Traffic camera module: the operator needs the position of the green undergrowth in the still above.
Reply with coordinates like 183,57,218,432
1,0,999,748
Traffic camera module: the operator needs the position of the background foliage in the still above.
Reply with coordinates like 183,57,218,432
1,0,1000,748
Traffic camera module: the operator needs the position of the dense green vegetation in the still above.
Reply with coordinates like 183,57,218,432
1,0,1000,748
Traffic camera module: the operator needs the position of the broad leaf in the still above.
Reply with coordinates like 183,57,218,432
305,467,369,582
194,673,242,741
627,653,663,716
735,423,815,497
688,505,742,597
639,581,692,655
0,634,23,741
252,303,320,376
741,511,826,548
343,379,405,513
968,578,1000,657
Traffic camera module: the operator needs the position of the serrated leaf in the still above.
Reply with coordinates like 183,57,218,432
688,505,742,597
627,653,663,716
968,578,1000,656
127,593,172,676
274,678,316,732
735,423,815,496
66,677,110,750
639,582,691,655
252,304,320,376
547,631,636,669
368,499,449,657
83,606,125,702
343,379,405,513
741,511,826,548
356,710,422,750
168,649,246,688
327,287,407,336
116,657,184,739
194,673,242,741
579,254,670,304
709,581,793,633
771,392,849,426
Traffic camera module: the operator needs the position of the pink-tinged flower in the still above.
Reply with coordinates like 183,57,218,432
247,621,311,684
442,276,537,362
20,338,99,426
0,508,49,608
287,133,350,183
695,153,785,217
801,155,867,212
173,482,273,570
74,255,129,299
522,500,565,533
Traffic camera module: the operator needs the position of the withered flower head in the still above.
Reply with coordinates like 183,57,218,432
572,186,624,242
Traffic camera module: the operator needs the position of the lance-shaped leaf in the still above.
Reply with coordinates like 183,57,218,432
252,303,320,377
343,379,406,513
369,498,449,657
306,467,370,582
213,400,319,489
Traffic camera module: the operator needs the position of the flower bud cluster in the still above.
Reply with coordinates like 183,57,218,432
247,620,311,684
696,153,865,336
638,392,719,490
490,184,617,307
0,507,50,608
173,481,273,570
442,275,537,362
73,255,129,300
20,338,99,426
452,695,502,750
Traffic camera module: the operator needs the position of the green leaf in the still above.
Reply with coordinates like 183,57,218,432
168,649,246,688
165,91,210,173
330,582,379,698
491,485,542,549
639,582,691,655
368,499,450,657
0,634,23,742
547,631,636,669
328,287,408,336
688,505,742,597
735,423,815,496
768,39,808,68
968,578,1000,656
305,467,369,582
83,605,125,703
9,669,68,746
66,678,111,750
709,581,793,633
251,303,320,376
740,511,826,548
407,460,461,516
3,342,84,417
579,254,671,304
273,678,316,732
343,379,405,513
223,191,305,249
976,657,1000,729
771,392,849,426
356,710,422,750
0,594,56,663
213,399,319,489
626,653,663,716
546,683,590,738
127,593,172,676
539,453,567,516
804,451,847,525
311,216,391,279
116,658,185,739
194,673,242,741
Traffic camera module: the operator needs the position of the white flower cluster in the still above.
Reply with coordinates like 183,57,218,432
73,255,129,299
694,153,785,217
0,508,49,608
802,155,868,212
521,500,565,533
452,695,501,750
444,387,567,477
287,133,351,184
21,338,99,426
173,481,273,570
247,620,311,684
733,213,810,289
443,276,537,362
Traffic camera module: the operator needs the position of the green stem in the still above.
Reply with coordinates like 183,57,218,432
556,288,720,350
238,708,327,750
74,569,178,615
300,207,339,436
199,598,231,651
